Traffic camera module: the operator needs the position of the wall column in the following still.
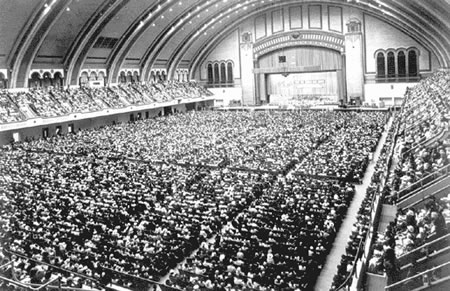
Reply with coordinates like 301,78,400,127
239,40,256,105
344,25,364,102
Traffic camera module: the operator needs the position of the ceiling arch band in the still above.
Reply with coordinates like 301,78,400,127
64,0,128,86
4,0,450,87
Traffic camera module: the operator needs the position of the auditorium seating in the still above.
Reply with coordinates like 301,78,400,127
2,71,448,291
355,71,450,291
0,81,212,124
0,91,24,123
165,177,354,290
1,109,385,290
329,117,399,290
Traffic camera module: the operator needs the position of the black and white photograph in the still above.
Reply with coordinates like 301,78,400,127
0,1,449,290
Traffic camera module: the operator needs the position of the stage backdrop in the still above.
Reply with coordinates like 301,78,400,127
257,46,343,105
267,71,339,106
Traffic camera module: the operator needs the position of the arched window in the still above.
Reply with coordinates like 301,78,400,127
408,50,418,77
207,64,213,84
156,71,161,82
53,72,63,88
227,62,233,83
98,71,106,86
0,73,6,89
90,71,97,81
213,63,220,83
150,71,156,83
119,72,127,83
397,51,406,78
133,71,139,83
161,71,166,81
126,72,133,83
376,52,385,78
42,72,52,88
387,52,395,78
79,72,89,87
220,63,226,83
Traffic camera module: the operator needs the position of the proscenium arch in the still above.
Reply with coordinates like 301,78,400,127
187,2,449,81
253,31,345,59
64,0,128,86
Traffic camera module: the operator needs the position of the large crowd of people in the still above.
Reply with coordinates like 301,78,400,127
2,70,449,291
0,108,386,290
330,116,399,290
388,71,450,203
165,176,354,290
0,81,212,123
360,71,450,288
17,111,386,174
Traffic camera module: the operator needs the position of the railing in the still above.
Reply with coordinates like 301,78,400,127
397,233,450,267
385,261,450,291
204,82,235,88
102,267,182,291
0,260,100,291
335,239,365,291
373,76,421,83
401,128,448,160
5,250,101,289
332,115,399,291
397,163,450,202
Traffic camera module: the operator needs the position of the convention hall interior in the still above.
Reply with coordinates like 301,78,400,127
0,0,449,290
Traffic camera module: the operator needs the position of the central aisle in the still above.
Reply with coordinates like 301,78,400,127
314,115,393,291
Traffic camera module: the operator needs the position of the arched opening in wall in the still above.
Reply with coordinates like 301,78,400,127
90,71,98,82
79,72,89,87
227,62,233,83
397,51,406,78
53,72,63,88
150,71,156,83
161,71,166,81
207,64,213,84
126,72,133,83
156,71,161,82
213,63,219,84
0,73,7,89
260,46,343,105
376,52,385,78
220,63,226,83
408,50,418,77
133,71,140,83
119,72,127,84
387,52,395,78
42,72,52,88
30,72,42,88
98,71,106,86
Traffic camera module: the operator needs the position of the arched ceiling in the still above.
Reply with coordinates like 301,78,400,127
1,0,449,87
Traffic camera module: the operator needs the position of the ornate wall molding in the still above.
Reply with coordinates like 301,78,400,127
253,31,345,59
